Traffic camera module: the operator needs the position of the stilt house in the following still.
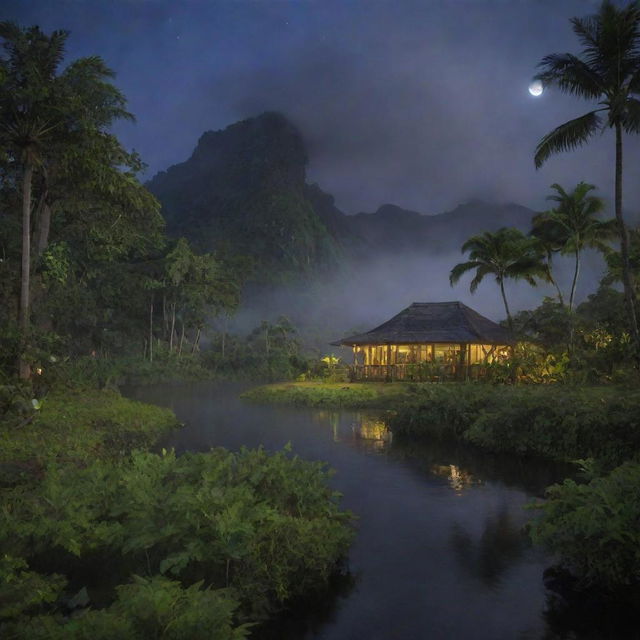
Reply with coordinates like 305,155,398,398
333,301,514,381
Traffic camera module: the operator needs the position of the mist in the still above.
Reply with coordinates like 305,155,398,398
227,245,608,355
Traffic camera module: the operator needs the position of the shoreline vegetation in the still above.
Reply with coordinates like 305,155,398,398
241,381,640,466
242,380,640,593
0,384,354,638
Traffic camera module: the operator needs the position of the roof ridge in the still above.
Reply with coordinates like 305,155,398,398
459,305,483,340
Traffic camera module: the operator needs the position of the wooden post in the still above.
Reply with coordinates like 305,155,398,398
386,343,392,381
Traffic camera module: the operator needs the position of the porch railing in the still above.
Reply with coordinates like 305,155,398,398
349,363,488,382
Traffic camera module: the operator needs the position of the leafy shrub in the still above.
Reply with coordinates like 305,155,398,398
528,462,640,589
464,387,640,468
389,384,496,440
0,555,66,620
391,385,640,468
3,576,250,640
0,389,177,471
1,448,353,625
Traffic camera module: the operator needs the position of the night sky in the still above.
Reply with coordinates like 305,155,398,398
6,0,640,216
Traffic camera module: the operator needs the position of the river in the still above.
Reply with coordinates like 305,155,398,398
125,381,583,640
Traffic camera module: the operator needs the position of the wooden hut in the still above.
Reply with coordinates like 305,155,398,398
333,301,514,381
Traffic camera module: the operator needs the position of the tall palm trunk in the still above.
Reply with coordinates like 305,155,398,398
614,123,640,363
568,248,580,312
499,277,513,331
548,270,565,306
18,160,34,379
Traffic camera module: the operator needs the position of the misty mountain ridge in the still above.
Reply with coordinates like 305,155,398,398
147,111,610,341
148,111,538,278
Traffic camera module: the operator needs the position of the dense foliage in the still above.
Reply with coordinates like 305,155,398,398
528,462,640,589
0,389,177,479
1,447,353,635
392,384,640,470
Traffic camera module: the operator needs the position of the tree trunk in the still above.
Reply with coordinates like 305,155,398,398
191,327,201,354
34,199,52,258
169,302,176,352
178,322,185,357
547,262,565,306
18,161,34,380
552,278,565,306
149,299,154,363
162,295,167,340
614,123,640,364
221,314,228,359
499,278,513,331
568,248,580,312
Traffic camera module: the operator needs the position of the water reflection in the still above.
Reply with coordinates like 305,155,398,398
321,410,573,497
430,463,478,493
450,506,526,589
124,382,593,640
312,412,393,452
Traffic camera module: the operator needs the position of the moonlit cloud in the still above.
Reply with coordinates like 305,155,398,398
7,0,640,218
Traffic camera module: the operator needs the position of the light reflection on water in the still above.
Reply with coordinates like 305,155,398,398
123,381,628,640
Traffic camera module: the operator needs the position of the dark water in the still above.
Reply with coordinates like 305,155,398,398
124,381,595,640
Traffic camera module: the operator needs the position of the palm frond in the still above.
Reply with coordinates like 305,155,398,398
534,111,603,168
469,264,493,294
535,53,603,99
449,260,482,286
622,97,640,134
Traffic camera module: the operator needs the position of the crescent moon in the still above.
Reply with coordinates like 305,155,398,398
528,80,543,97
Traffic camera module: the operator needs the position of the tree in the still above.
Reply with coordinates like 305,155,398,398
531,182,616,311
449,228,548,330
0,22,133,378
533,0,640,361
163,238,242,356
602,227,640,297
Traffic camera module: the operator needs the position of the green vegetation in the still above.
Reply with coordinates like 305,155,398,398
529,462,640,590
0,389,177,478
533,0,640,359
449,227,548,329
241,381,415,408
3,575,250,640
531,182,615,312
246,382,640,469
1,448,353,637
0,23,243,382
147,112,341,284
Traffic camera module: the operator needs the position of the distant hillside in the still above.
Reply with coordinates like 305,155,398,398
346,200,534,256
148,112,539,280
147,112,341,282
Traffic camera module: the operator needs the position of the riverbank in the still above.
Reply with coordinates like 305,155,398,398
0,388,178,486
240,381,419,407
0,384,354,638
243,382,640,468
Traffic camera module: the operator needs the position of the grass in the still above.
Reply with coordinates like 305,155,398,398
241,381,640,467
240,381,422,408
0,388,178,486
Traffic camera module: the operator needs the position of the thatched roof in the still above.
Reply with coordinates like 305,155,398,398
334,302,514,346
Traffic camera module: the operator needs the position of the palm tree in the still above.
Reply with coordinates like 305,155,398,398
532,182,616,311
533,0,640,359
449,228,548,330
529,231,565,307
0,23,132,378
